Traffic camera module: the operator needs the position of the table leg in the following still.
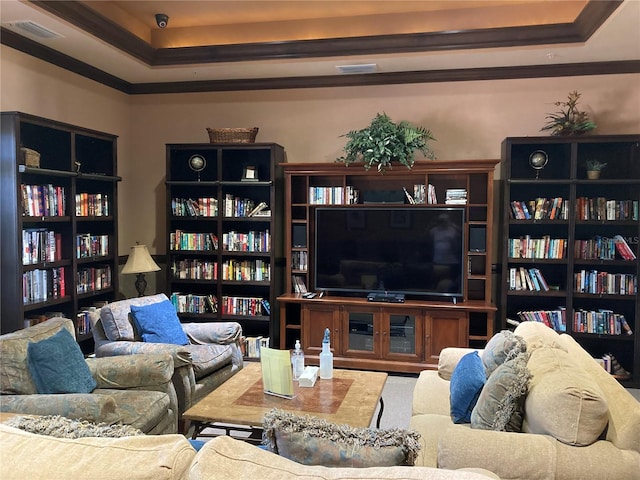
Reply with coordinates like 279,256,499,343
376,397,384,428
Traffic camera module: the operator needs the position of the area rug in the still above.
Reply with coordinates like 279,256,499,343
5,415,144,438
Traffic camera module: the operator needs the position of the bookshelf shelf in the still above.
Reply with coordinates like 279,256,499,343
500,135,640,387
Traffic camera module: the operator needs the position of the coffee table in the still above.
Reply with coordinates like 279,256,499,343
183,362,387,442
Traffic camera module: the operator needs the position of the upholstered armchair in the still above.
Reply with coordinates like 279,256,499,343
0,317,178,434
89,294,243,419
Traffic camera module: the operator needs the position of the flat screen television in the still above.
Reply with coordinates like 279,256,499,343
314,206,465,300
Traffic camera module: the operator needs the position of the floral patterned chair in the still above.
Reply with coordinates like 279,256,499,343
0,317,178,434
88,294,243,422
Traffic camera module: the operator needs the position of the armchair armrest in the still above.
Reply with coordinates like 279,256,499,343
86,353,173,389
0,394,120,424
93,341,192,368
182,322,242,345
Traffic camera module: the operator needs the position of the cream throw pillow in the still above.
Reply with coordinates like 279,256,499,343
523,347,608,446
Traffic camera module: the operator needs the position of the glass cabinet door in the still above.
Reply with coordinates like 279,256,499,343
388,314,416,355
347,311,375,353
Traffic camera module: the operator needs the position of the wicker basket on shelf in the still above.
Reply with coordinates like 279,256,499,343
207,127,258,144
20,147,41,167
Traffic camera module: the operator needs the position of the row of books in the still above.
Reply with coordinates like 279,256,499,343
573,310,633,336
76,233,110,259
292,274,308,293
221,259,270,281
573,270,637,296
223,193,267,217
22,229,62,265
243,336,270,359
222,230,270,253
75,193,109,217
411,184,437,204
220,296,269,317
508,267,550,291
76,265,112,294
576,197,638,221
22,267,66,304
445,188,467,205
509,197,568,220
169,231,218,251
171,259,218,280
291,251,308,271
21,184,66,217
170,292,217,314
515,310,567,332
573,235,636,261
309,186,359,205
23,311,67,329
508,236,567,259
171,197,218,217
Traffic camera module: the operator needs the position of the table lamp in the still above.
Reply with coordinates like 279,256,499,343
122,244,160,297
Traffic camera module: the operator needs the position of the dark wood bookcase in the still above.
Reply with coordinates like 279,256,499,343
278,160,499,373
1,112,120,350
500,135,640,387
165,143,285,351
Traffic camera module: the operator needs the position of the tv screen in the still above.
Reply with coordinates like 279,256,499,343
314,207,465,299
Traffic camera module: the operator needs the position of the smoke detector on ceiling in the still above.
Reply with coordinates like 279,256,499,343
3,21,63,39
336,64,378,74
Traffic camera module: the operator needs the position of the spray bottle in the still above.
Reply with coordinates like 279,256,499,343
319,328,333,379
291,339,305,380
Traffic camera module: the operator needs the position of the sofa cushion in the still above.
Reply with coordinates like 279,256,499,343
130,300,189,345
471,352,531,432
438,347,483,381
27,328,96,394
262,409,421,467
5,414,143,438
0,423,195,480
514,321,567,352
482,330,526,377
0,317,76,395
192,435,498,480
524,347,609,446
449,351,486,424
99,294,167,341
95,388,171,433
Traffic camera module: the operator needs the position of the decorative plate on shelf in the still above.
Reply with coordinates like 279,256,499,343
188,154,206,172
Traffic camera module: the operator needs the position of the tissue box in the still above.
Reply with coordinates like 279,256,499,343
298,366,319,387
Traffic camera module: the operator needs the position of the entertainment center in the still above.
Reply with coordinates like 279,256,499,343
278,160,499,373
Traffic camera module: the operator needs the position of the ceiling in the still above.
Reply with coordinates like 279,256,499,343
1,0,639,94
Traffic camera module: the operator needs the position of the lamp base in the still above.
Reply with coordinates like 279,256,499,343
134,273,148,297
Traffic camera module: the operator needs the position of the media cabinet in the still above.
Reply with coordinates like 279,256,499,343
278,159,499,373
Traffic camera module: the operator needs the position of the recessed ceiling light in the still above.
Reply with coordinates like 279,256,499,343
336,64,378,74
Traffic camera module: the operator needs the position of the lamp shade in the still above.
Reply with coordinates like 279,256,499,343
121,245,160,275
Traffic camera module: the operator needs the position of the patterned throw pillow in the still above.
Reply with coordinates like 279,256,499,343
262,409,421,467
482,330,527,377
27,328,97,394
449,351,486,424
471,352,531,432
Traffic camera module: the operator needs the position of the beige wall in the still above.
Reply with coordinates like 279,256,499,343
3,45,640,261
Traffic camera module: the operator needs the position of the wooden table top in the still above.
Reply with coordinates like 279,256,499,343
183,362,387,428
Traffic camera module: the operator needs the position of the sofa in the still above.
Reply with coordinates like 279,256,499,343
88,294,244,418
410,321,640,480
0,423,500,480
0,317,178,434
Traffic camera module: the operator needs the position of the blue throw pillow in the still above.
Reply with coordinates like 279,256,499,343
130,300,189,345
450,351,486,423
27,327,97,394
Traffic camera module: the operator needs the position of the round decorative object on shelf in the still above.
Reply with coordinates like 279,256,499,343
188,154,206,172
528,150,548,178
